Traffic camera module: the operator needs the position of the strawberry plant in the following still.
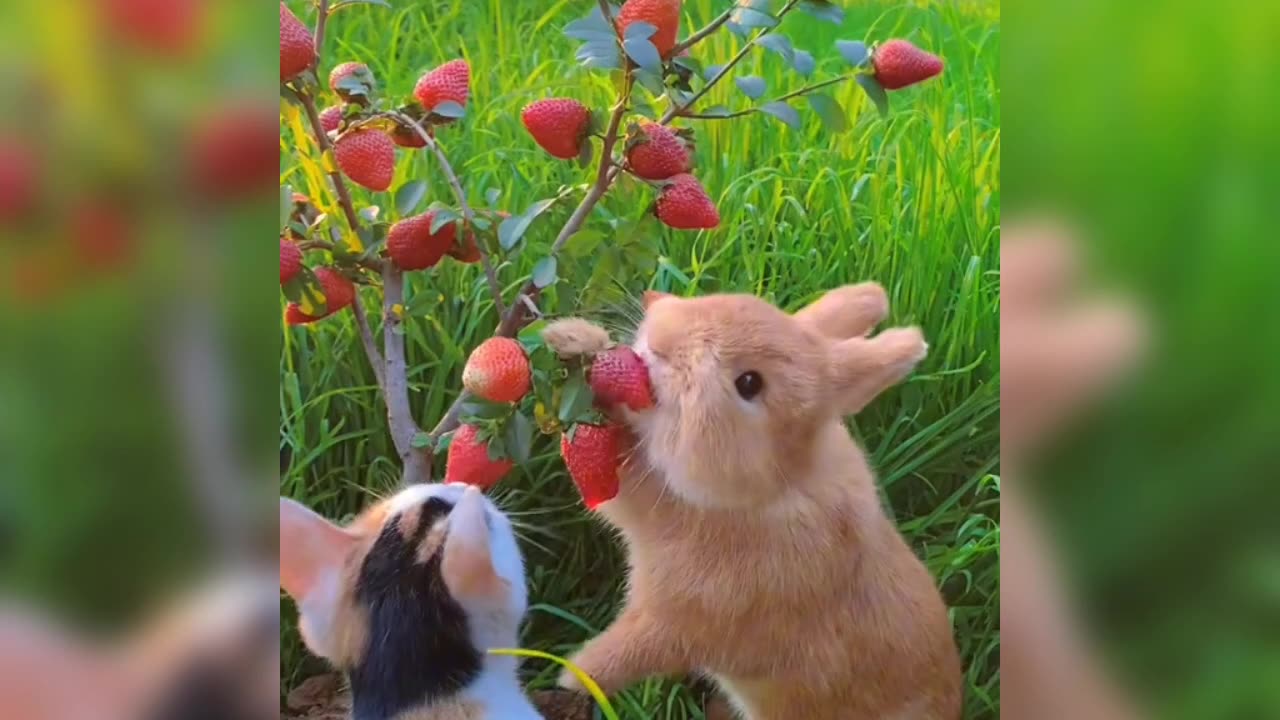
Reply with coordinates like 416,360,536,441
278,0,944,492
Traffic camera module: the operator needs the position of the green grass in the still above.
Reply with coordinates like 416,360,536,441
280,0,999,717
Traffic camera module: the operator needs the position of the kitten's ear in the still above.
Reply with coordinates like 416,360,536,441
279,498,356,603
0,610,131,720
829,327,927,415
441,486,504,603
642,290,672,310
794,283,888,340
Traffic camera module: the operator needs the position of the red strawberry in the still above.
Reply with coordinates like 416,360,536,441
655,173,719,229
590,346,654,411
386,212,455,270
414,59,470,114
626,123,690,180
287,266,356,323
318,105,343,133
279,3,315,82
101,0,200,57
328,62,373,103
0,137,37,224
445,424,514,490
334,129,395,191
448,211,504,263
872,39,944,90
463,337,531,403
280,239,303,285
560,424,623,509
521,99,592,160
188,102,277,200
616,0,682,58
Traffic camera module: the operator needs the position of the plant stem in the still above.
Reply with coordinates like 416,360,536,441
313,0,330,64
671,7,734,55
388,111,507,318
351,293,386,392
682,73,858,119
382,264,431,481
295,88,372,250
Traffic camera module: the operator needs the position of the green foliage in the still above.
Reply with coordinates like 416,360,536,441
280,0,999,717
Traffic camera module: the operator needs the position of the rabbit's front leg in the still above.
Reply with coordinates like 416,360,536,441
560,606,687,694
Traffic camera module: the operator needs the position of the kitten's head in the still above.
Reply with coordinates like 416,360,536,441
279,483,526,715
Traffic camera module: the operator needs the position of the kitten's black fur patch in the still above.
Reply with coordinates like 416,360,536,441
348,497,482,720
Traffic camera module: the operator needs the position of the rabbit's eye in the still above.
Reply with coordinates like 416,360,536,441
734,371,764,400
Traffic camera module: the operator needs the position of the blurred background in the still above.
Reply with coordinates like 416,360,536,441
0,0,278,718
1003,0,1280,718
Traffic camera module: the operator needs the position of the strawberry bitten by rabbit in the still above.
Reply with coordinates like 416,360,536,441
546,284,962,720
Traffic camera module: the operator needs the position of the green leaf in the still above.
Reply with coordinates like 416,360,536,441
459,398,514,421
432,101,466,119
485,187,502,206
704,64,725,82
410,432,433,450
577,39,622,70
724,20,749,38
731,3,776,30
558,369,595,424
699,104,733,118
672,54,703,76
499,198,558,251
799,0,845,25
503,412,535,464
486,435,508,462
280,185,293,230
531,256,558,289
792,49,816,77
755,34,793,62
394,180,428,216
358,205,380,223
634,68,666,96
806,93,849,132
564,229,604,258
735,75,766,100
760,101,801,129
856,74,889,118
577,138,593,168
837,40,869,68
564,6,614,40
430,208,460,234
623,21,656,41
623,37,662,72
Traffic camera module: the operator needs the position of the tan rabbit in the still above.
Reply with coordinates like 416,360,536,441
548,283,962,720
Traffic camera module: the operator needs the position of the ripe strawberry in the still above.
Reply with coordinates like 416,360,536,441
284,304,318,325
188,102,277,200
590,346,654,411
616,0,682,58
279,3,315,82
521,99,591,160
414,59,470,114
655,173,719,229
313,266,355,314
463,337,531,403
445,424,514,490
448,211,503,263
318,105,343,133
386,212,455,270
102,0,199,57
560,424,623,509
626,123,690,180
0,137,37,224
280,239,303,285
329,62,373,103
334,129,395,191
872,39,944,90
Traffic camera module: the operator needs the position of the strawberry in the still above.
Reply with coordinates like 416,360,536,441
318,105,343,134
871,39,944,90
285,266,356,324
386,211,455,271
334,129,395,191
280,239,303,285
101,0,199,57
616,0,682,58
626,123,690,180
279,3,315,82
463,337,531,403
445,424,514,490
0,137,37,224
449,211,504,263
590,346,654,411
390,122,429,148
655,173,719,229
560,424,623,509
188,102,277,200
521,99,591,160
329,62,373,103
414,59,470,115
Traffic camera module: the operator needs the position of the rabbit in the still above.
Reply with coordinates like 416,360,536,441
548,283,962,720
280,483,541,720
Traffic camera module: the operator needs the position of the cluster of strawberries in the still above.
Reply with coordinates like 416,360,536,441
518,0,719,231
446,337,653,508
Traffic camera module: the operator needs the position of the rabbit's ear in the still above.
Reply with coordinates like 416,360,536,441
643,290,673,310
794,283,888,340
828,328,927,415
